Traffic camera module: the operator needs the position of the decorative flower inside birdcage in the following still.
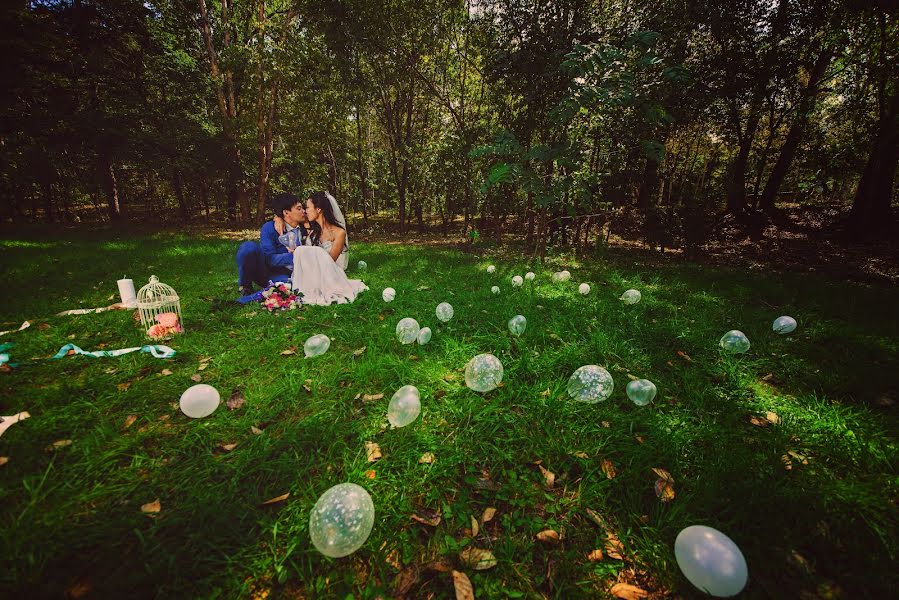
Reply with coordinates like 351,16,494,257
137,275,183,340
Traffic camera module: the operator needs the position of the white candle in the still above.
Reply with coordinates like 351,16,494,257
117,278,137,308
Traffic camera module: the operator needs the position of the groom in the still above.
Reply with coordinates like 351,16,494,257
235,193,310,296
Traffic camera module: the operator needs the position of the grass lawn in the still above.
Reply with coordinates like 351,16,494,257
0,228,896,599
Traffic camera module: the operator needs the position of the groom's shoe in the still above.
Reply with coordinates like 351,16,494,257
238,284,254,297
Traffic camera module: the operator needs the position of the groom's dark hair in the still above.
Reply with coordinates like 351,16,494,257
272,193,301,219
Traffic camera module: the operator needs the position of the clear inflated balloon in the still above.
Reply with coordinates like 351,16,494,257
511,275,524,287
491,286,500,295
179,384,220,418
772,316,797,334
579,283,591,295
357,260,367,270
626,379,657,406
508,315,526,336
396,318,420,344
525,272,535,281
559,270,571,281
567,365,614,403
551,272,563,283
382,287,396,302
436,302,454,322
304,334,331,357
309,483,375,558
417,327,432,345
465,353,504,392
387,385,421,427
487,265,496,273
720,330,750,353
620,289,642,304
675,525,748,597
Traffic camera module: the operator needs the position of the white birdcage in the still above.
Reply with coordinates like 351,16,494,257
137,275,184,338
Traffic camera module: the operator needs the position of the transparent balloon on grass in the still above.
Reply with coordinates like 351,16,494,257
560,270,571,281
417,327,432,345
465,353,503,392
675,525,748,597
491,286,500,295
382,288,396,302
309,483,375,558
579,283,591,295
511,275,523,287
626,379,657,406
436,302,454,322
180,384,220,418
620,289,641,305
357,260,367,270
525,272,535,281
772,316,797,334
551,272,563,282
304,334,331,357
387,385,421,427
508,315,526,336
720,330,750,353
567,365,614,403
487,265,496,274
396,318,420,344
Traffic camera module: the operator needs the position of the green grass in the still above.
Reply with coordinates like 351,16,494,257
0,229,896,598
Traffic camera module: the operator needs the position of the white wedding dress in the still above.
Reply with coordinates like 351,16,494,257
291,241,367,305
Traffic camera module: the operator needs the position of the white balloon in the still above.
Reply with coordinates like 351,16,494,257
417,327,432,345
396,318,420,344
465,353,503,392
525,272,535,281
382,287,396,302
491,286,500,295
675,525,748,597
508,315,526,336
511,275,524,287
620,289,642,304
559,270,571,281
487,265,496,273
567,365,614,403
720,330,750,353
357,260,367,270
772,316,797,334
551,272,563,282
303,334,331,358
579,283,591,295
626,379,657,406
179,384,220,418
309,483,375,558
436,302,454,322
387,385,421,427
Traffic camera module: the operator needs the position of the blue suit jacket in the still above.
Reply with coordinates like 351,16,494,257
260,221,307,272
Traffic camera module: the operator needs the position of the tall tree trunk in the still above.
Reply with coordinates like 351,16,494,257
98,148,120,221
636,157,660,211
172,168,189,221
355,105,369,222
759,49,832,212
726,107,761,216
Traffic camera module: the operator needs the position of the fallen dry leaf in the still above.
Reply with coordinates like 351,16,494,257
601,458,617,479
471,516,480,537
160,368,173,376
364,469,376,479
605,532,624,560
46,439,72,451
220,443,237,452
141,499,161,515
766,411,781,424
190,374,202,383
676,350,693,363
610,582,649,599
251,425,263,435
653,468,675,502
279,347,296,356
363,393,385,402
123,414,137,429
419,452,435,464
393,566,420,597
117,382,131,391
197,363,208,372
601,421,610,428
482,507,497,523
424,559,453,573
572,451,589,459
0,457,9,467
365,441,382,462
260,493,290,505
65,578,92,598
788,450,810,465
538,465,555,489
749,415,770,428
227,390,246,410
536,530,560,544
452,570,474,600
587,549,604,562
352,346,367,357
411,508,441,527
459,547,497,570
782,454,794,470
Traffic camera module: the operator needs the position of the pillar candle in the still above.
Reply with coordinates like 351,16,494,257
117,278,137,308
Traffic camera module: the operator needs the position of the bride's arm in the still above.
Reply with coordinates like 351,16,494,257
326,229,346,262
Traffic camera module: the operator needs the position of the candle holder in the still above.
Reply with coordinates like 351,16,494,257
137,276,184,340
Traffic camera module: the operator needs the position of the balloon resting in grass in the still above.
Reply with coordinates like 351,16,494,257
508,315,526,336
465,353,503,392
567,365,614,403
417,327,432,345
304,334,330,357
525,272,535,281
357,260,367,270
487,265,496,273
512,275,523,287
579,283,590,295
179,384,220,418
396,318,420,344
626,379,657,406
309,483,375,558
720,330,750,353
551,272,563,282
382,287,396,302
436,302,454,322
387,385,421,427
772,316,797,334
491,286,500,295
675,525,748,597
560,270,571,281
620,289,641,304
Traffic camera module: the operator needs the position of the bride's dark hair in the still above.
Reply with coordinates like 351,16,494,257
308,191,344,246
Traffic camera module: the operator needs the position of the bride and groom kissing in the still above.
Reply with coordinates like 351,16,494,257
235,191,367,305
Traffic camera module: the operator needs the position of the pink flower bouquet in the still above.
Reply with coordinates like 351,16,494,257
260,282,302,312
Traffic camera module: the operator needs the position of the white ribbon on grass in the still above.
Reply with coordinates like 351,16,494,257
50,343,176,360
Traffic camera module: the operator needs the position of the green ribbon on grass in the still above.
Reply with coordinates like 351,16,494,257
50,343,176,360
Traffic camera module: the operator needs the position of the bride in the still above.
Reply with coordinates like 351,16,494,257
289,191,367,305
